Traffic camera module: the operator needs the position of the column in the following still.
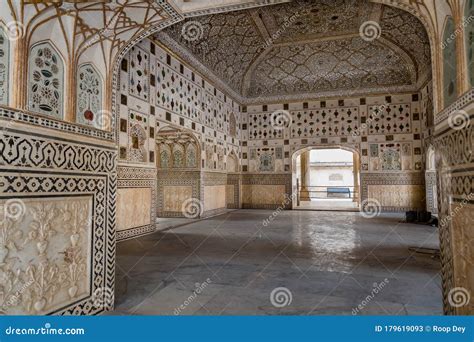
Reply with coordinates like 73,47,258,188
300,151,311,201
352,152,360,203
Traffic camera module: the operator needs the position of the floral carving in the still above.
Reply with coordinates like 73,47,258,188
0,198,91,315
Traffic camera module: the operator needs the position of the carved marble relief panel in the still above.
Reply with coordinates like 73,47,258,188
0,196,92,315
129,46,150,101
76,64,103,128
0,27,8,105
28,42,64,119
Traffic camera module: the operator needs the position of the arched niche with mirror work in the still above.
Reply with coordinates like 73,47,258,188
156,126,200,169
28,41,64,118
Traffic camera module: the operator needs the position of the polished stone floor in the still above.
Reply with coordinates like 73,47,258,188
112,210,442,315
295,199,359,211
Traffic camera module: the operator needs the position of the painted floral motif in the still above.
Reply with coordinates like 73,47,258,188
129,46,149,101
76,64,102,127
0,28,8,105
28,42,64,118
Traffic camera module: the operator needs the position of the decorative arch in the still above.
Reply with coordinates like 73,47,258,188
466,0,474,87
227,150,239,173
186,143,197,168
291,145,361,210
76,63,103,128
442,17,458,108
172,143,185,168
27,41,64,119
156,125,201,170
0,24,9,105
159,144,171,169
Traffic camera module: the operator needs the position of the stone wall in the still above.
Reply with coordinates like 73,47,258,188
117,38,241,235
240,92,428,211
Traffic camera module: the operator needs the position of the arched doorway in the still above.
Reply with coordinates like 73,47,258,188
292,146,360,211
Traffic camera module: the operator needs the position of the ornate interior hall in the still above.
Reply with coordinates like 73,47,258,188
0,0,472,316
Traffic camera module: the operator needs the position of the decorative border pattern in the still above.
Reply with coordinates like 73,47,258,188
425,170,438,214
0,107,113,140
0,123,117,315
435,88,474,126
227,173,241,209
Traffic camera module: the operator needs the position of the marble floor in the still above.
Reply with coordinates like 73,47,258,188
295,199,359,211
112,210,442,315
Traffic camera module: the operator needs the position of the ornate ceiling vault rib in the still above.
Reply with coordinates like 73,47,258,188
157,0,432,104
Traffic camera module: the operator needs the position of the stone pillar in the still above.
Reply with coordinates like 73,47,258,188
352,152,360,203
300,151,311,201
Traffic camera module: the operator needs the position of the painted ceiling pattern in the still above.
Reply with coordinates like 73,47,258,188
158,0,431,102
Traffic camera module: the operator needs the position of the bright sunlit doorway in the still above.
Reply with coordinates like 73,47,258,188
292,147,360,211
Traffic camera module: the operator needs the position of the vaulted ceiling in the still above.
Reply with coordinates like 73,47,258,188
156,0,431,103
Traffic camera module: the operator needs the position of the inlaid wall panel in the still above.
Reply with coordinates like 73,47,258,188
117,166,156,241
76,63,103,128
360,172,425,211
28,42,64,119
242,93,423,176
0,117,117,315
